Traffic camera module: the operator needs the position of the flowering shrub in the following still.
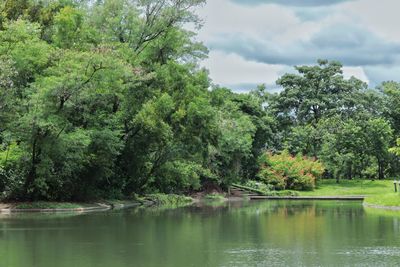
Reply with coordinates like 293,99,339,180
257,151,325,191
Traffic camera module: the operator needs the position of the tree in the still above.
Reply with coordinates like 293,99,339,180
88,0,206,62
319,117,392,181
274,59,366,126
0,55,17,132
0,19,53,87
381,81,400,135
52,6,84,48
364,118,393,180
208,88,258,186
1,0,399,201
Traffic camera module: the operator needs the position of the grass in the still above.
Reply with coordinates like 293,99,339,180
298,179,394,196
364,193,400,207
297,179,400,208
272,190,300,196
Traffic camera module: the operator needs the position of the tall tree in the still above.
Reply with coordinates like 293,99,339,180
274,59,366,126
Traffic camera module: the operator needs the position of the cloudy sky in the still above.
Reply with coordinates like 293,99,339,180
196,0,400,92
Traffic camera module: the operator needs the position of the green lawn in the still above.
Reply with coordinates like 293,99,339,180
298,179,395,196
364,193,400,207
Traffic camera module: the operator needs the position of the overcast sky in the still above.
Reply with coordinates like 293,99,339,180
196,0,400,92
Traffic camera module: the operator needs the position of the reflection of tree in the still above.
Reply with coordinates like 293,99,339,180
1,201,400,266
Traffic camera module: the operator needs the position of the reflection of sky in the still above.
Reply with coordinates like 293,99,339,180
197,0,400,92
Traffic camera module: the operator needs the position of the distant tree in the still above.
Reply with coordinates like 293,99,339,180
381,81,400,135
320,117,392,181
274,59,367,126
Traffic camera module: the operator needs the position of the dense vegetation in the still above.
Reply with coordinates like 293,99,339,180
0,0,399,201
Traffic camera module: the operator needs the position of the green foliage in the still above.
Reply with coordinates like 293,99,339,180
207,87,275,186
156,160,205,192
274,59,366,126
285,124,320,156
0,19,53,84
320,117,393,180
232,182,270,195
145,193,193,207
0,142,24,167
257,151,325,191
381,81,400,135
0,0,399,202
0,0,215,201
233,182,299,196
266,60,397,181
243,180,273,193
52,6,84,48
389,138,400,156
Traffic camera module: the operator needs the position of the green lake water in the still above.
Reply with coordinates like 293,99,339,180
1,200,400,267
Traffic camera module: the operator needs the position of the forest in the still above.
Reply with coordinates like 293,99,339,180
1,0,400,201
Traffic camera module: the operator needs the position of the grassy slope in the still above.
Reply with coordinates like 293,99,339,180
297,179,400,207
298,179,394,196
364,193,400,207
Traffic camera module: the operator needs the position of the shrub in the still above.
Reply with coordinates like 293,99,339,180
145,193,193,207
257,151,324,191
244,180,273,193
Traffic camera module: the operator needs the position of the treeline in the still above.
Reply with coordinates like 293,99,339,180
272,63,400,182
0,0,399,201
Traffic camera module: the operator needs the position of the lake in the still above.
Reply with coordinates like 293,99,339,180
1,200,400,267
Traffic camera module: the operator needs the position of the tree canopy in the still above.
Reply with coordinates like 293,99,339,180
0,0,399,201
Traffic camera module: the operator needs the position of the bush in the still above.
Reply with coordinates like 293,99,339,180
257,151,325,191
243,180,273,193
145,193,193,207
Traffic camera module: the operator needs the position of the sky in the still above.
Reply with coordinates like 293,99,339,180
196,0,400,92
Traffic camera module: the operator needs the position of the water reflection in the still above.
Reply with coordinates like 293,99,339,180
0,200,400,267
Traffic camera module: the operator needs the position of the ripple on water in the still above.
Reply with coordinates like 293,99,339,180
223,247,319,267
222,246,400,267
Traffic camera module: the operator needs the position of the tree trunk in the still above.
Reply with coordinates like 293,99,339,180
377,159,384,180
24,138,38,199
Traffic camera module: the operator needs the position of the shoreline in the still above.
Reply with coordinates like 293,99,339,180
1,194,399,213
0,200,150,214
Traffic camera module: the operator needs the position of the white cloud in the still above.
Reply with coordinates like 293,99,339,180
342,66,369,84
341,0,400,42
196,0,400,89
197,0,321,44
201,51,370,92
201,51,284,86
